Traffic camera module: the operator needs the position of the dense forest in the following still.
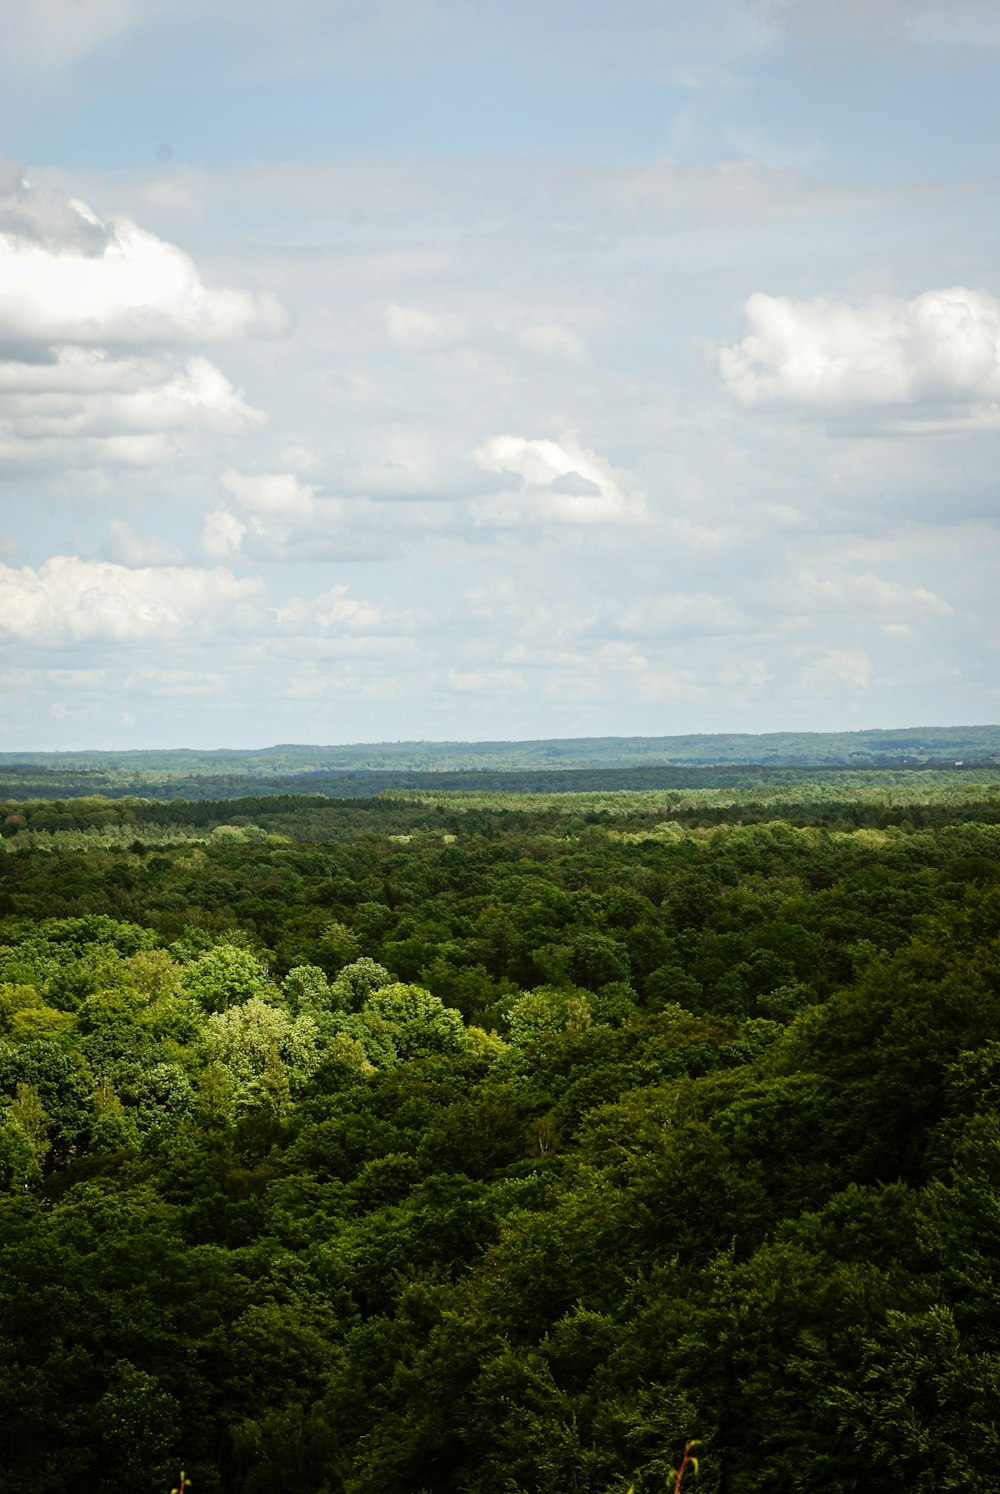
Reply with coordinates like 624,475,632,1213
3,769,1000,1491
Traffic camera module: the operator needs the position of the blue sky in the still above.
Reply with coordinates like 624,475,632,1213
1,0,1000,748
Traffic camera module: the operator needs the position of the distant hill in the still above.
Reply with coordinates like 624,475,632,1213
0,726,997,801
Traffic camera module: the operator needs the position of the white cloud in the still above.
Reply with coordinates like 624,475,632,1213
720,286,1000,418
477,432,611,489
0,216,285,346
0,171,281,482
0,353,264,438
472,433,647,523
5,148,999,745
0,169,286,347
91,357,265,431
0,351,264,471
0,557,262,643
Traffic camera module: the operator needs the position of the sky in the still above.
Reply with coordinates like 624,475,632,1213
2,0,1000,749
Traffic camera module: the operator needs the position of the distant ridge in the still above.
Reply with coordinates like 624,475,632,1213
1,726,999,802
1,726,998,770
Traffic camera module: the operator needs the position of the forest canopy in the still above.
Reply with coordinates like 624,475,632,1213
2,767,1000,1491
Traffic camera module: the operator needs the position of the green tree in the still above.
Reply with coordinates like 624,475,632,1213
360,983,467,1064
182,945,269,1013
329,957,393,1012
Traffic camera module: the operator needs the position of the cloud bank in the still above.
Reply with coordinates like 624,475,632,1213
1,143,994,746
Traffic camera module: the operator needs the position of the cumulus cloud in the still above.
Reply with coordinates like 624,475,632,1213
0,175,286,347
0,557,263,643
720,286,1000,420
472,433,647,524
0,170,282,478
7,142,995,744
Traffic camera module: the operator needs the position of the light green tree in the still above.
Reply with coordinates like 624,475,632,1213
506,986,592,1046
0,983,44,1035
329,956,393,1012
205,996,320,1104
0,1109,41,1190
182,945,269,1013
360,982,467,1063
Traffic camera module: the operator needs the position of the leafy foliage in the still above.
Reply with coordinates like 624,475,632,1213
0,773,999,1490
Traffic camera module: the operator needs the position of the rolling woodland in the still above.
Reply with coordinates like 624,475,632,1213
2,755,1000,1491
